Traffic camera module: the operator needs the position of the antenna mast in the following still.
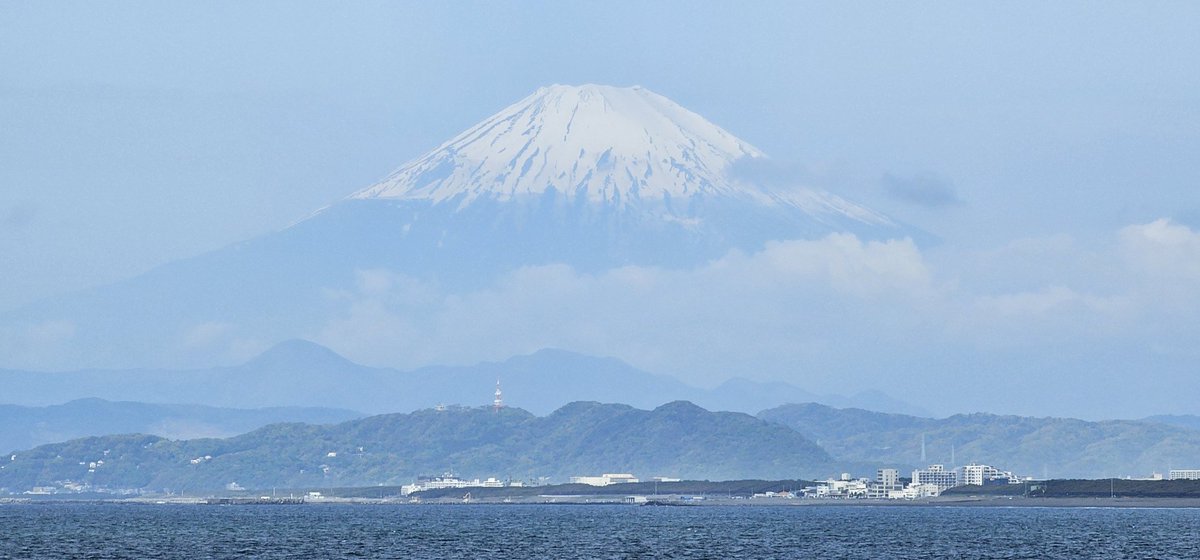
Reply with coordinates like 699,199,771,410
493,378,503,412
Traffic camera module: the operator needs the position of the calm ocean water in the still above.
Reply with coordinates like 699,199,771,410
1,503,1197,559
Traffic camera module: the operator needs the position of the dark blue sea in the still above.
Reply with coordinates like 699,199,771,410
1,503,1197,559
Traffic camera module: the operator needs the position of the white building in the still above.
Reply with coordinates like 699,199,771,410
876,468,900,487
569,473,639,486
1168,469,1200,480
900,483,942,499
912,464,958,492
867,468,902,499
751,490,796,499
806,473,870,498
961,463,1020,486
401,474,516,495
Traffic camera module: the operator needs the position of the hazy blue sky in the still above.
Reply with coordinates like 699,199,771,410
2,2,1198,418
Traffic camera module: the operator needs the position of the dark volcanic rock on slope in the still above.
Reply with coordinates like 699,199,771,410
0,402,837,494
759,403,1200,479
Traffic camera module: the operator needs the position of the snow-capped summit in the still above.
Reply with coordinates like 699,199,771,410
352,84,763,207
351,84,895,229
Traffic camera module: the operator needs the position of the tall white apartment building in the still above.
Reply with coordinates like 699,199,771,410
912,464,957,492
961,463,1015,486
876,468,900,488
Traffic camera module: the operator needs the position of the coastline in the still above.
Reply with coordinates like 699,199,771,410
7,495,1200,509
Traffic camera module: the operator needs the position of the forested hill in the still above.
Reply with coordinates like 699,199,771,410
759,403,1200,479
0,401,836,494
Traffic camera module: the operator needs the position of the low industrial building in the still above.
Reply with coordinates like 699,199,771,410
401,474,518,495
569,473,639,486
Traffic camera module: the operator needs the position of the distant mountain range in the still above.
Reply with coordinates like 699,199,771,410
0,401,838,494
1141,415,1200,432
0,399,363,455
5,397,1200,493
759,403,1200,479
0,339,929,417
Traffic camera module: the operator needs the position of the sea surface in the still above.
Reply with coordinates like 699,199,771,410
1,503,1197,559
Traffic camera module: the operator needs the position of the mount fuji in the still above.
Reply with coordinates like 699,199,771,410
330,84,905,276
5,84,919,369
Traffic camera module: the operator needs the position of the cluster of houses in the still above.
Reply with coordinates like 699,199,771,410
799,463,1029,499
400,472,682,495
400,473,524,496
400,465,1028,501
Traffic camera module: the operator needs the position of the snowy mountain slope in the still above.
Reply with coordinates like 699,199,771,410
246,84,914,283
350,84,894,227
354,84,764,205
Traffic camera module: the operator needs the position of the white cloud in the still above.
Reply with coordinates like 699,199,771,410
27,319,76,345
182,321,233,348
313,233,934,384
306,220,1199,416
1119,218,1200,282
977,285,1084,316
740,234,932,298
314,270,443,365
353,269,439,303
974,285,1128,318
0,320,77,369
172,321,269,366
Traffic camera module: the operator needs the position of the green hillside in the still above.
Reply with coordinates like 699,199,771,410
759,403,1200,479
0,401,835,495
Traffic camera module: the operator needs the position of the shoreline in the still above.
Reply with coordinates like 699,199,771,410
6,496,1200,508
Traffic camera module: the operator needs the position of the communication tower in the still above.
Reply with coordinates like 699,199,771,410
493,379,503,412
